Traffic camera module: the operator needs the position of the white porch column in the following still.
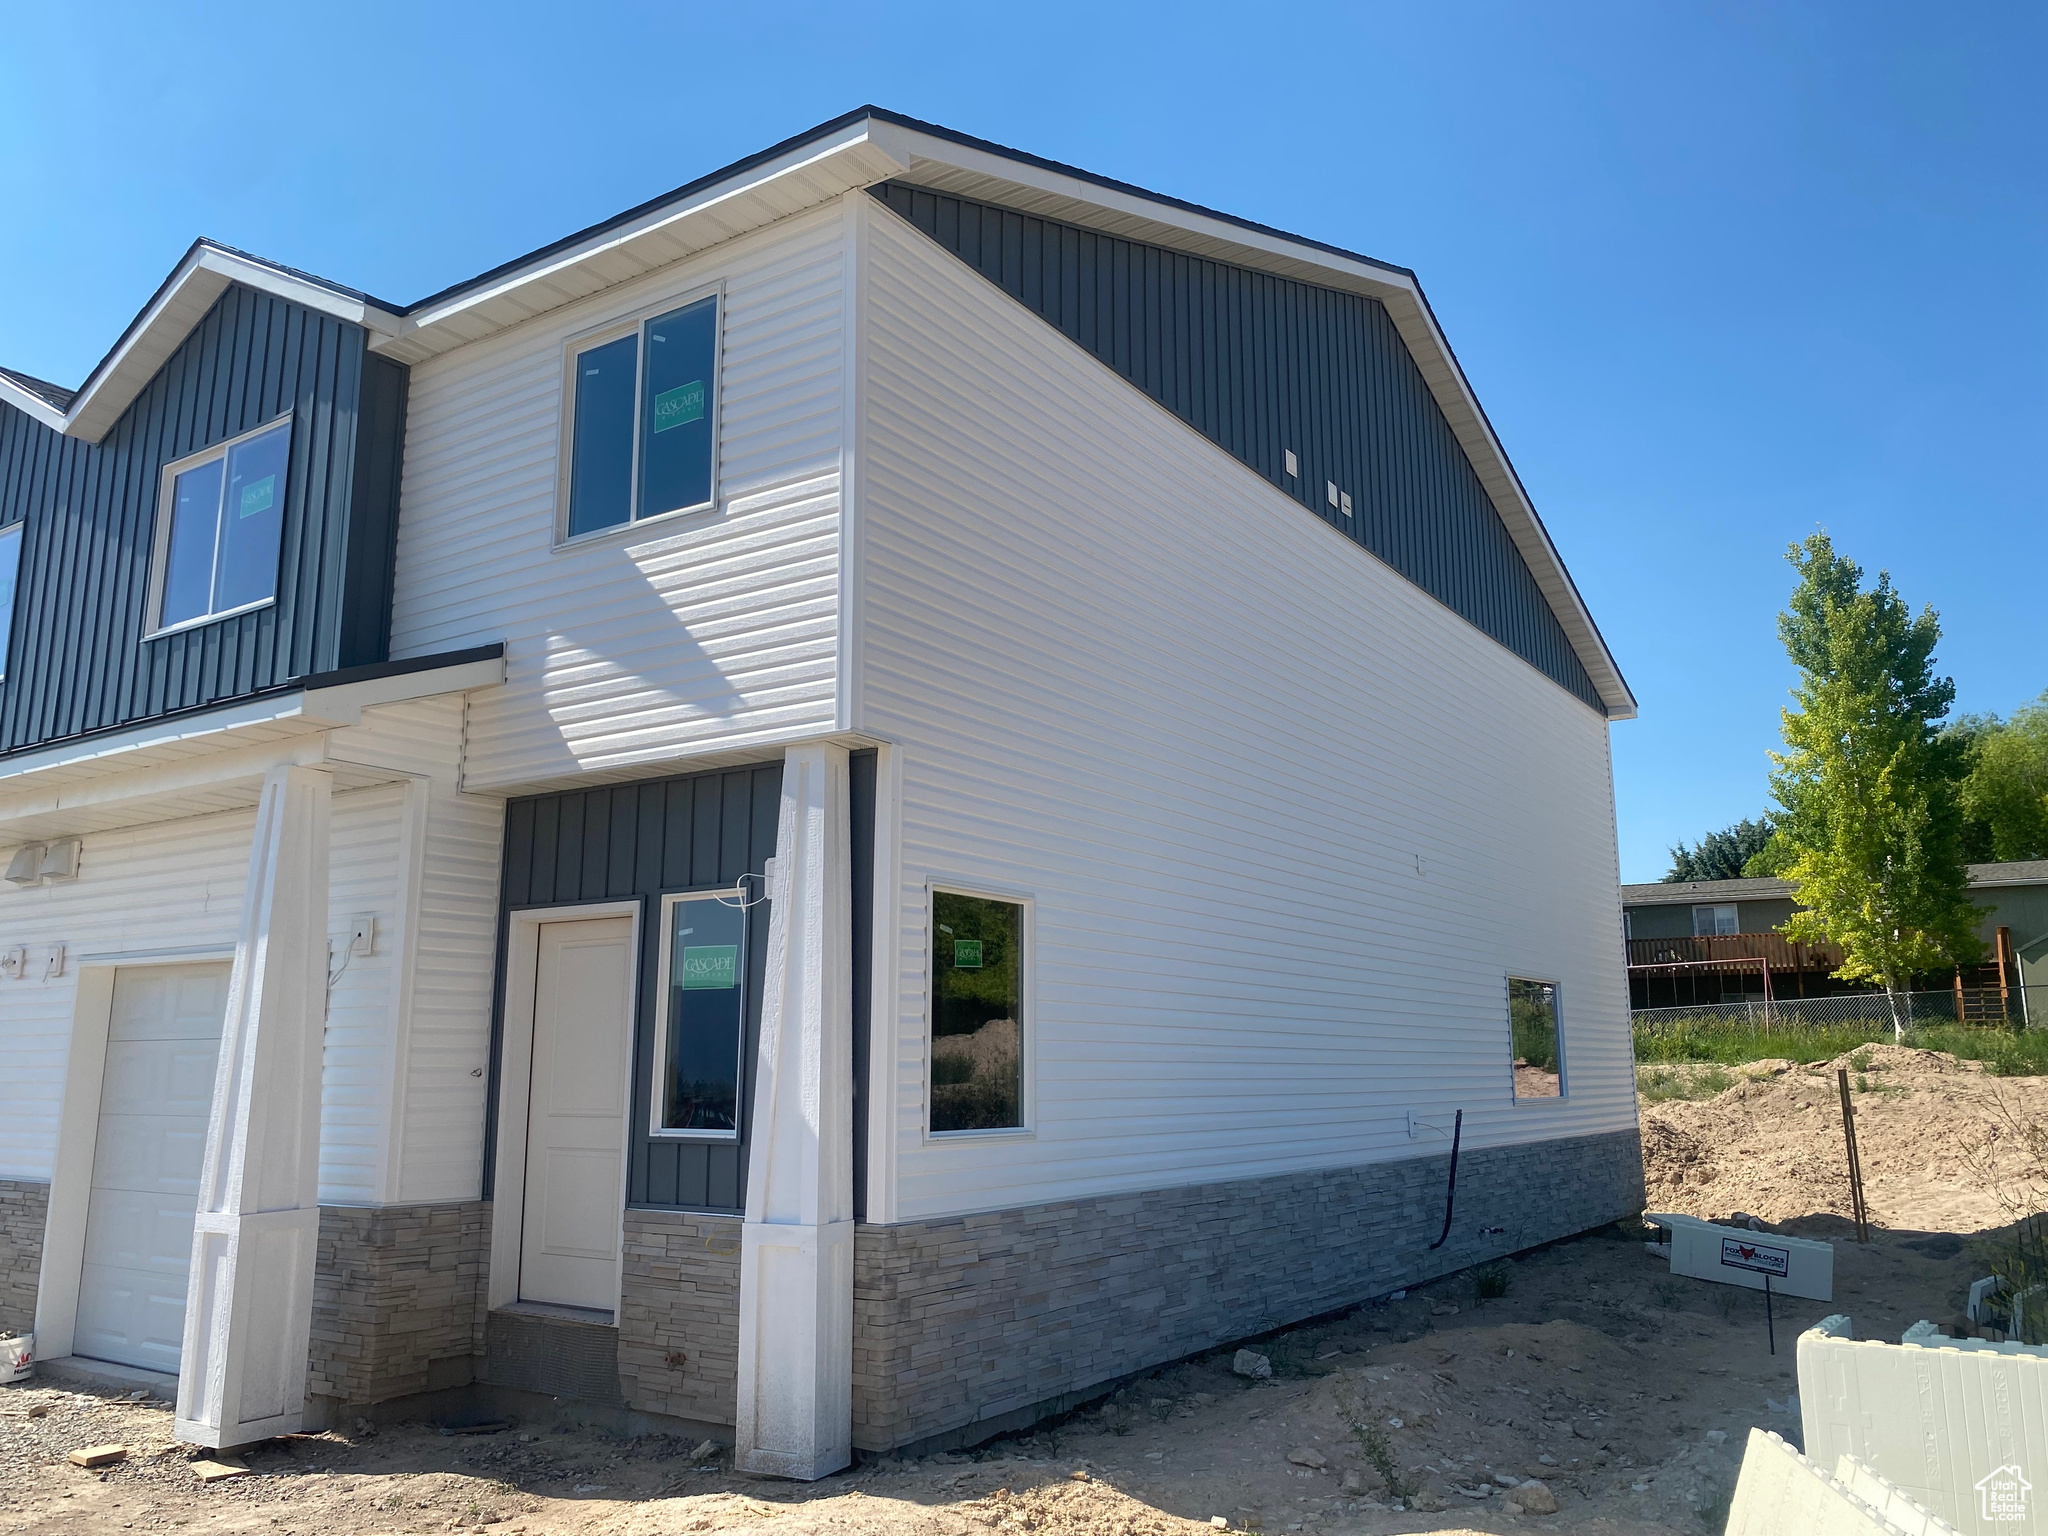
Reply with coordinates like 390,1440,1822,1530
175,764,331,1447
736,743,854,1479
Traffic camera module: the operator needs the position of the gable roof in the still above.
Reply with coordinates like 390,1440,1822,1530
2,107,1635,718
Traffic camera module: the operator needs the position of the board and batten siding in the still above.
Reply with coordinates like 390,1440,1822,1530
390,203,851,794
857,199,1634,1223
868,182,1600,714
0,785,429,1207
0,285,406,755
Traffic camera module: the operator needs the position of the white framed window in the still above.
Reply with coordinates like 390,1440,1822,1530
558,285,723,544
648,887,749,1139
0,522,21,679
927,886,1031,1137
1507,976,1565,1100
147,417,292,635
1693,903,1739,937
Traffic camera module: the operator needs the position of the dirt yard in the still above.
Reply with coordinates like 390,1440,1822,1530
0,1044,2016,1536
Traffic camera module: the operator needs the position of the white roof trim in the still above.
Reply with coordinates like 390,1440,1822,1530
0,650,503,793
10,245,404,446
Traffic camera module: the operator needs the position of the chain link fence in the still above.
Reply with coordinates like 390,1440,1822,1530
1632,987,2041,1036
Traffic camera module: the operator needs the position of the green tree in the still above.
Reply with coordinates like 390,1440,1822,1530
1765,532,1981,1038
1663,817,1776,882
1954,691,2048,862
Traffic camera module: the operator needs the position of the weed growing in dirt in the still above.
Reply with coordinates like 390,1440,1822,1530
1848,1049,1874,1073
1634,1019,2048,1076
1654,1279,1683,1309
1473,1262,1512,1301
1637,1064,1737,1102
1331,1382,1409,1500
1714,1289,1741,1320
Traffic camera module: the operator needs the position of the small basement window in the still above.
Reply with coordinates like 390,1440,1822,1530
929,889,1025,1134
1507,977,1563,1099
150,418,291,633
565,291,721,539
0,522,20,678
650,890,748,1138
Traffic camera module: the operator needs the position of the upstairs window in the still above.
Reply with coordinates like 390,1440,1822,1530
0,523,20,679
1693,903,1739,937
151,418,291,633
564,291,721,540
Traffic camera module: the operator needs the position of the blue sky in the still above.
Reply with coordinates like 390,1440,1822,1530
3,2,2041,882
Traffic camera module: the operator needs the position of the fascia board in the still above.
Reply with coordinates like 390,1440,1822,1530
34,245,406,446
0,375,67,431
387,125,911,361
0,650,504,792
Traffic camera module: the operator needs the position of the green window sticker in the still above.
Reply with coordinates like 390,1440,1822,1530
238,475,276,518
652,379,705,433
680,944,738,990
953,939,983,969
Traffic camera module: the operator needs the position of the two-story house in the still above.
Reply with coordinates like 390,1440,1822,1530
0,109,1642,1476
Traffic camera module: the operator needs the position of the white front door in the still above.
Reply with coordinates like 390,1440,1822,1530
74,963,231,1375
519,917,634,1313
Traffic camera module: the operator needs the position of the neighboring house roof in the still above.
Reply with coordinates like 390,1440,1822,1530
0,365,74,411
1623,860,2048,907
1622,876,1794,906
0,106,1636,718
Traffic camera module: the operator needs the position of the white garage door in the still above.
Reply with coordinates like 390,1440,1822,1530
74,963,231,1376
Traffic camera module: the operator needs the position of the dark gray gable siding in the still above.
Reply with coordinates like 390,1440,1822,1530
871,183,1602,713
0,284,407,755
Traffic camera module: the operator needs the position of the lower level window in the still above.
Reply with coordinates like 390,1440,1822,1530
1507,977,1563,1099
929,890,1024,1133
652,891,748,1136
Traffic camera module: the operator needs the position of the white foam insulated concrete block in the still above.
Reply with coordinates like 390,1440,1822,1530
1726,1428,1957,1536
1645,1211,1834,1302
1799,1316,2048,1535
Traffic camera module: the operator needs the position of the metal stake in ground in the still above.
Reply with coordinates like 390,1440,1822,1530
1837,1067,1871,1243
1718,1235,1791,1355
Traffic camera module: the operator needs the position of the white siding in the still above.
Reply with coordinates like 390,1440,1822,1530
0,789,416,1206
857,201,1636,1222
327,697,505,1203
391,203,850,793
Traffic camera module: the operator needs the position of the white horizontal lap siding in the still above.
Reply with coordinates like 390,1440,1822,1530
859,205,1633,1221
0,792,416,1206
322,784,407,1205
390,205,849,791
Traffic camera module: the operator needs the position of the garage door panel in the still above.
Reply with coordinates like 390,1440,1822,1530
75,962,230,1376
108,969,232,1042
74,1261,190,1376
99,1039,220,1118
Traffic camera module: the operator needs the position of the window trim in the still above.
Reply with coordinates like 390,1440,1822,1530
922,880,1035,1143
1504,973,1568,1103
0,521,22,681
554,280,726,550
647,884,750,1143
143,414,293,639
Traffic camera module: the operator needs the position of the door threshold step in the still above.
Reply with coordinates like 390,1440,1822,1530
494,1300,615,1327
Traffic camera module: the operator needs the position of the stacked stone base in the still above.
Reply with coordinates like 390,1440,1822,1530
850,1127,1644,1451
0,1129,1643,1452
306,1201,490,1409
1,1179,49,1335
